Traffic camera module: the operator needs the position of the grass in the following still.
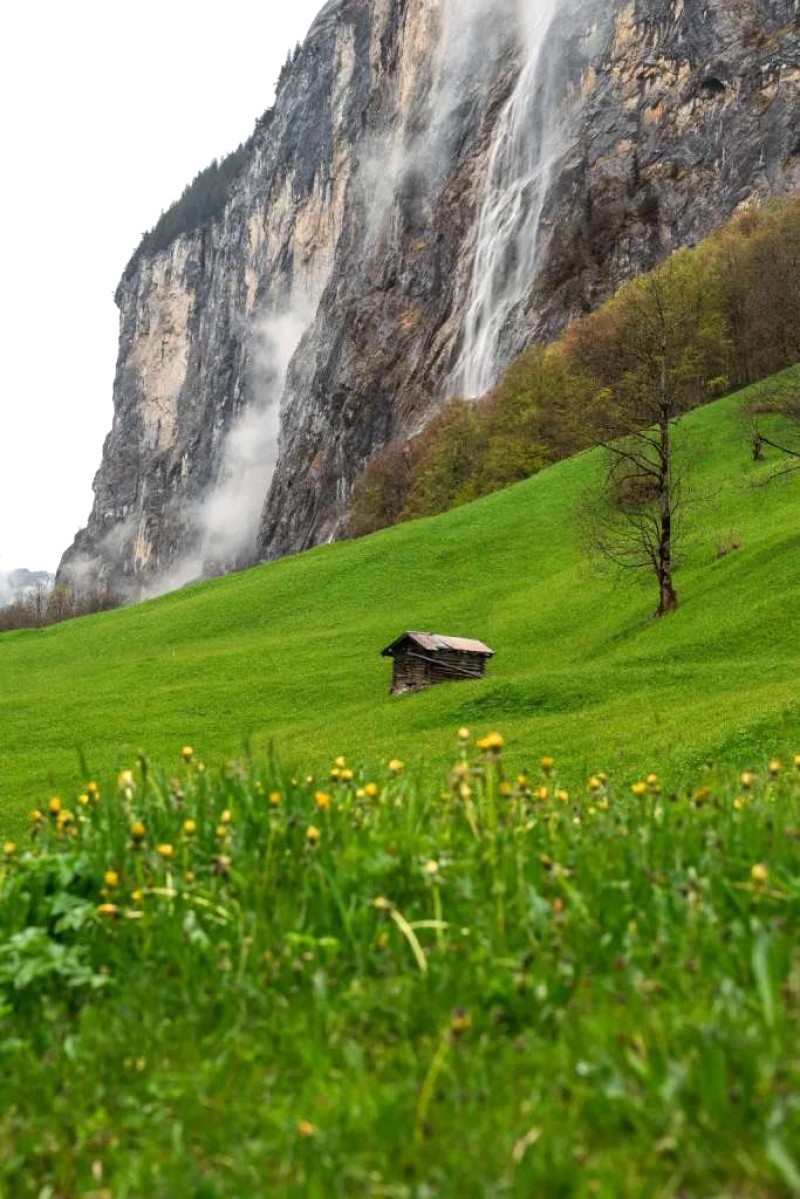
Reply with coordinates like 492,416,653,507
1,746,798,1196
2,370,799,836
1,370,799,1194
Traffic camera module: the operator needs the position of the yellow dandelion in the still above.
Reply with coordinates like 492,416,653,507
184,871,195,884
793,753,800,770
181,746,194,763
588,776,602,792
740,770,755,790
340,768,354,783
48,796,62,816
423,859,439,878
334,755,347,768
220,809,233,825
388,759,405,773
516,774,528,787
130,821,146,842
457,727,471,742
329,767,341,781
156,844,174,860
556,789,570,803
131,889,143,903
733,795,746,811
306,825,321,845
57,810,74,826
104,870,119,888
499,780,513,797
768,758,781,778
631,782,648,798
535,786,549,802
451,1009,472,1035
29,809,43,824
646,773,658,786
364,782,379,799
269,790,281,807
77,793,90,807
477,733,504,753
751,863,769,885
314,791,332,810
86,781,99,796
183,819,197,836
215,825,229,840
97,903,119,918
3,842,16,858
118,770,134,789
297,1121,317,1139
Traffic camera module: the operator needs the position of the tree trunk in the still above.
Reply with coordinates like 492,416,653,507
655,365,678,617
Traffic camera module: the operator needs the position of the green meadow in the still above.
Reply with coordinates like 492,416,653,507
2,370,799,834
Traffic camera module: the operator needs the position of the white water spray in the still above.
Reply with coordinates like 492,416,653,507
457,0,565,398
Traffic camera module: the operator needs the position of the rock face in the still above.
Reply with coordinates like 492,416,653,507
60,0,799,594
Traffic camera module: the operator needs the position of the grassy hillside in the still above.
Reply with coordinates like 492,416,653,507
2,370,799,833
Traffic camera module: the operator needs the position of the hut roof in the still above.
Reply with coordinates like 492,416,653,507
381,631,494,658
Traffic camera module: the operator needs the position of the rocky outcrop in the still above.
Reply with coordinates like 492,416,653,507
60,0,799,593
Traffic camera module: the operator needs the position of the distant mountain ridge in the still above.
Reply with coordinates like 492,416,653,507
0,570,54,607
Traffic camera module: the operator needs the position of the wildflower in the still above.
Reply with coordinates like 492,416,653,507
751,863,769,885
388,759,405,773
340,768,354,783
329,767,341,781
499,780,513,797
57,810,74,827
740,770,755,790
631,782,648,798
269,791,281,807
183,819,197,836
156,844,174,860
97,903,119,918
768,758,781,778
364,782,379,799
48,796,62,816
87,781,99,796
458,727,471,742
733,795,746,811
181,746,194,763
3,842,16,858
131,888,143,903
297,1121,317,1139
335,755,347,768
104,870,119,888
77,793,90,807
535,786,549,802
306,825,321,845
552,897,565,915
216,825,229,840
477,733,504,753
588,776,602,792
556,789,570,803
423,859,440,879
314,791,332,811
451,1008,471,1036
29,809,43,824
794,753,800,770
517,774,528,788
220,809,233,825
130,821,146,843
184,871,195,884
118,770,134,789
540,756,555,773
646,773,658,786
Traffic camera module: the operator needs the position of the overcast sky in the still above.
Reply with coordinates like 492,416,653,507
0,0,324,574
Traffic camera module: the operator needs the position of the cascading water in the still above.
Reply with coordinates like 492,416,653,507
456,0,566,399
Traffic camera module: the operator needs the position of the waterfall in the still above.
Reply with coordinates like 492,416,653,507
456,0,565,399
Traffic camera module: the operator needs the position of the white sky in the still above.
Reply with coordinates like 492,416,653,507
0,0,324,574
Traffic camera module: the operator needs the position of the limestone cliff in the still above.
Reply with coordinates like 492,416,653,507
60,0,799,594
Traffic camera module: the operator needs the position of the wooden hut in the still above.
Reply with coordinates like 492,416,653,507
381,631,494,695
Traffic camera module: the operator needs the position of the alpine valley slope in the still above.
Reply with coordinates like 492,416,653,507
3,370,800,833
58,0,800,596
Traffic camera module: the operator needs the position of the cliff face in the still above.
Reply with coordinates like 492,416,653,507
60,0,799,593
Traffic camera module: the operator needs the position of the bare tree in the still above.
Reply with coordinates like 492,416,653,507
567,253,726,616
